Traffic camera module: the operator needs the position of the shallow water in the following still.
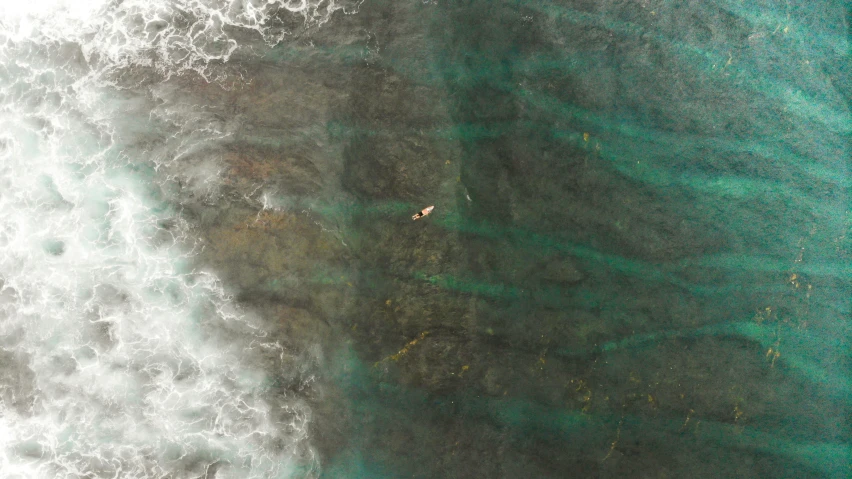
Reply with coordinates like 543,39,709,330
0,0,849,478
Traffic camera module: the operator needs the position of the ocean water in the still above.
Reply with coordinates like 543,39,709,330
0,0,849,478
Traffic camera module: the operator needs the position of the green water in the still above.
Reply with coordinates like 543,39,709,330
185,0,851,477
319,1,850,477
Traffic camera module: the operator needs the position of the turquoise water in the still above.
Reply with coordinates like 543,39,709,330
313,1,851,477
1,0,849,477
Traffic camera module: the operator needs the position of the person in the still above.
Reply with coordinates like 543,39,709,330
412,205,434,220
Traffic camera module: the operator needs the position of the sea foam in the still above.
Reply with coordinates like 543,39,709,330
0,0,339,477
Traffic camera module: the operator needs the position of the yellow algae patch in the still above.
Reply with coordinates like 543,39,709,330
766,346,781,367
680,409,695,432
374,331,430,367
733,404,745,428
569,378,594,413
752,306,773,324
390,331,430,361
602,416,624,462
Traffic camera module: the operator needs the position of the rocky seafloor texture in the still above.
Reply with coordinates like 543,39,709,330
154,1,850,477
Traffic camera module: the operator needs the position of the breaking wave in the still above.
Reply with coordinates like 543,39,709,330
0,0,347,477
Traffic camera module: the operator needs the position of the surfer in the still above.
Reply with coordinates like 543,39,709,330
412,205,434,220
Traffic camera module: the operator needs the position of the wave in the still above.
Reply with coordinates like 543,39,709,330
0,0,339,477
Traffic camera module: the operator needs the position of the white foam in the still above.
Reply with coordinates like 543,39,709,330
0,0,333,477
2,0,364,82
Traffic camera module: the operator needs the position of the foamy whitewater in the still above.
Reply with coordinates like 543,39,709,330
0,1,355,477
